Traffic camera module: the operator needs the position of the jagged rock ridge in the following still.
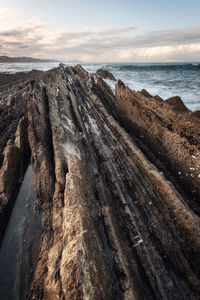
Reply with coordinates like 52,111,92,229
0,65,200,299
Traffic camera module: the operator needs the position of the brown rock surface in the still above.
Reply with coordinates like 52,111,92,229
0,65,200,299
115,82,200,212
191,110,200,119
140,89,153,99
153,94,164,102
165,96,189,112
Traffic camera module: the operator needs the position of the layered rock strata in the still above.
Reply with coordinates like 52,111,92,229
115,82,200,214
0,65,200,299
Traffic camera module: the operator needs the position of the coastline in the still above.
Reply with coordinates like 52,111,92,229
1,61,199,110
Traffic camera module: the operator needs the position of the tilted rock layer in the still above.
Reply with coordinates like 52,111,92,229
0,65,200,299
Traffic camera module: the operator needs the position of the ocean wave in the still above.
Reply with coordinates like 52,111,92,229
109,63,200,72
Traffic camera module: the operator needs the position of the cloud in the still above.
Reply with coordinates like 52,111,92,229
41,24,200,62
0,30,24,37
0,5,200,62
124,25,200,48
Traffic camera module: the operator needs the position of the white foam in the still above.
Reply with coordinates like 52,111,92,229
133,239,143,247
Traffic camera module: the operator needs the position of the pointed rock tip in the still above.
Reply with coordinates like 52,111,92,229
117,79,126,89
165,96,189,113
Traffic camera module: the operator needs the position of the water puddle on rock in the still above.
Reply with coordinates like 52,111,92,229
0,165,43,300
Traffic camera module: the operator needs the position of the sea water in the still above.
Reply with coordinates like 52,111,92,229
84,62,200,111
0,62,199,111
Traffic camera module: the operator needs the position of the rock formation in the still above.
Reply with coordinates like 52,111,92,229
0,64,200,299
0,69,43,89
96,68,116,81
165,96,189,113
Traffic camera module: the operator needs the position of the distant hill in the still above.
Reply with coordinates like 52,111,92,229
0,55,59,63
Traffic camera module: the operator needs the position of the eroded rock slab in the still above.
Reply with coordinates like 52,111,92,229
0,65,200,300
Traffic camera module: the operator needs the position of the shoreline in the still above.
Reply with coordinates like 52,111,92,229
1,61,199,111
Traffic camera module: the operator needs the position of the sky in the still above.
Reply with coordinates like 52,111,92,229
0,0,200,62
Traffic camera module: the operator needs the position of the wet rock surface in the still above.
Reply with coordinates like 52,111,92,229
0,166,43,300
0,65,200,299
